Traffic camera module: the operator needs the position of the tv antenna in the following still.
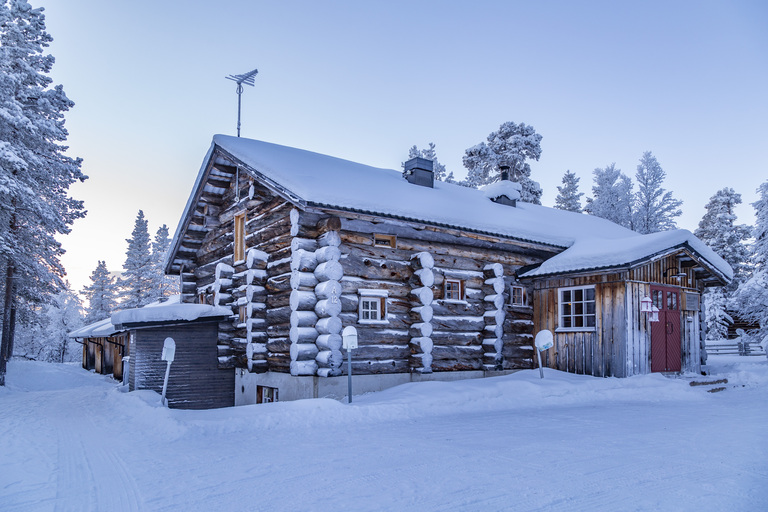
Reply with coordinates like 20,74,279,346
226,68,258,137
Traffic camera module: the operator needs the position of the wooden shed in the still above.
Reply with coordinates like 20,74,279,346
111,300,233,409
520,231,731,376
68,318,129,381
158,135,733,403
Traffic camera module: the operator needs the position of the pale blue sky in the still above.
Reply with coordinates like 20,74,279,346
41,1,768,291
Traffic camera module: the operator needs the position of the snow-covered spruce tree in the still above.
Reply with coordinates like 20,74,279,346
0,1,87,385
404,143,455,183
732,181,768,342
462,121,543,203
633,152,682,234
151,224,177,299
82,260,117,323
703,287,731,341
694,188,752,288
14,284,83,362
119,211,155,309
584,163,634,229
554,170,584,212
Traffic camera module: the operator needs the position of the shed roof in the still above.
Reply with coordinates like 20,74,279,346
518,229,732,282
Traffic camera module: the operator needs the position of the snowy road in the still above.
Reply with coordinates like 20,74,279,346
1,357,766,511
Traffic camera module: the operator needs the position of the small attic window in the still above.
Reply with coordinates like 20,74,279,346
373,234,396,248
510,285,526,306
444,279,465,301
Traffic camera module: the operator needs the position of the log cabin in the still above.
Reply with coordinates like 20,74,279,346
159,135,731,404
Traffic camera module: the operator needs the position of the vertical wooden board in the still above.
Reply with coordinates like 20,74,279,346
600,283,612,377
613,283,628,378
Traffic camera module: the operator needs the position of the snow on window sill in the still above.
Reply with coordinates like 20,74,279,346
358,319,389,325
439,299,468,305
555,327,597,333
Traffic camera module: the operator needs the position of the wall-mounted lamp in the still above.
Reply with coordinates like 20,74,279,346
640,296,653,313
663,267,687,279
649,305,660,322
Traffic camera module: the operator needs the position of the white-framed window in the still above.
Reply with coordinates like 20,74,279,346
359,290,388,323
444,279,465,301
510,285,526,306
373,233,396,248
558,285,596,330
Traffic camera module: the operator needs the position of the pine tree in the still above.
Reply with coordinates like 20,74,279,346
554,170,584,212
82,260,117,323
732,181,768,341
694,188,751,287
151,224,177,298
584,163,634,229
633,152,682,234
462,121,543,203
120,210,155,308
405,143,454,182
0,1,87,385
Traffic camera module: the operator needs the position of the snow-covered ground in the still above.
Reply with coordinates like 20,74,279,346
1,357,766,512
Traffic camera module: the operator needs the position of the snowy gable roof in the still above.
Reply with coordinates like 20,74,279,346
519,229,733,282
209,135,634,248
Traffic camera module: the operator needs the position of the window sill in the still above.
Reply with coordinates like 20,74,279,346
358,319,389,325
555,327,597,333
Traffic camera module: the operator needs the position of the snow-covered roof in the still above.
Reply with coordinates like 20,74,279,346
67,317,124,339
520,229,733,281
168,135,732,283
111,295,231,327
209,135,634,249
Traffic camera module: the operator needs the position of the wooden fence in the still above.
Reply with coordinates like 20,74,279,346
706,340,766,356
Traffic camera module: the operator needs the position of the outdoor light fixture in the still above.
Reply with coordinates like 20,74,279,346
650,305,660,322
662,266,687,279
640,296,653,313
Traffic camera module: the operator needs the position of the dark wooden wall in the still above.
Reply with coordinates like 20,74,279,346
129,322,234,409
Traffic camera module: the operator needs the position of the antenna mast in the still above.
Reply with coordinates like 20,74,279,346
226,68,258,137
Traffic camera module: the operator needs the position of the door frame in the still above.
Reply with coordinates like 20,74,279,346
650,284,682,372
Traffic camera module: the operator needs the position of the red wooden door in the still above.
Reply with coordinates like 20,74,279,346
650,286,681,372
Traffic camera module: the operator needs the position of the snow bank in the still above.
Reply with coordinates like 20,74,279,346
112,302,232,326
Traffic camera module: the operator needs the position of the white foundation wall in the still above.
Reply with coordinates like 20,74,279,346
235,369,520,404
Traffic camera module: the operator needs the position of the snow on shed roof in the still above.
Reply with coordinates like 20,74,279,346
519,229,733,281
210,135,635,249
68,317,124,339
111,296,231,327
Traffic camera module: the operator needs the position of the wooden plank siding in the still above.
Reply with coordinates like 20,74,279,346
531,252,705,377
128,322,233,409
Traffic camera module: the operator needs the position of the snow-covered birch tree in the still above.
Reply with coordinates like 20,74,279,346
633,152,682,234
584,164,634,229
554,170,584,212
14,284,83,362
0,0,87,385
119,211,155,309
82,260,118,323
462,121,543,203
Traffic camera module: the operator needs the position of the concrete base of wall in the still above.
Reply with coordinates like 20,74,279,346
235,368,520,405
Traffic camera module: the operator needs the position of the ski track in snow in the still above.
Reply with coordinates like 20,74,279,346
0,358,766,511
